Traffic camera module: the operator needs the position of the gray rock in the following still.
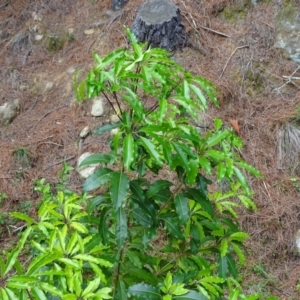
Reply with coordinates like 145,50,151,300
67,67,76,75
45,82,54,91
0,99,20,126
275,5,300,63
80,126,90,138
77,152,99,179
91,97,104,117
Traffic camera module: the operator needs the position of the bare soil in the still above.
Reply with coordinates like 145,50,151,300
1,0,300,298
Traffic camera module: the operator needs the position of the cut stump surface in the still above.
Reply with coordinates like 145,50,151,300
132,0,186,51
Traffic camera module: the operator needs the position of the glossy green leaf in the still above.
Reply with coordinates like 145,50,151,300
116,207,128,248
214,118,223,130
220,239,228,257
123,133,135,170
130,180,145,202
217,162,226,181
38,282,63,297
110,171,129,211
161,216,184,240
189,83,208,110
174,194,189,224
173,290,207,300
3,248,20,276
199,157,212,175
173,142,190,171
226,254,238,279
126,249,142,269
233,166,250,195
128,283,160,299
10,212,34,225
217,255,228,279
237,195,256,210
82,278,100,297
117,280,128,300
187,158,199,185
128,268,158,285
235,161,262,177
79,153,115,167
132,207,153,228
83,168,113,192
93,122,122,135
146,180,172,199
4,288,19,300
232,243,246,265
206,130,229,148
139,136,162,166
158,98,168,122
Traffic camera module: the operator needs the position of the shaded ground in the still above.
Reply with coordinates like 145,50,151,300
1,0,300,298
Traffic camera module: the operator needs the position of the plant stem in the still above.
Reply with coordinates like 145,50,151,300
102,90,122,120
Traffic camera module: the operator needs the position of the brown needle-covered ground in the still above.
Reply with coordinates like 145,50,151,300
1,0,300,298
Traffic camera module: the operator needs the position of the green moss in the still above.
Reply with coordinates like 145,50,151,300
46,34,66,52
275,2,297,28
222,0,251,21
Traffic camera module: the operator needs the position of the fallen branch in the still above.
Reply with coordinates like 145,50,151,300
274,65,300,93
219,45,249,79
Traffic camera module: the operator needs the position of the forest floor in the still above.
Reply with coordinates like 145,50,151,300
1,0,300,298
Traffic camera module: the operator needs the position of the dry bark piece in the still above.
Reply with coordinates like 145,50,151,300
132,0,187,51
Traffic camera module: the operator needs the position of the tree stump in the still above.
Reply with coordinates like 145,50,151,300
112,0,127,11
131,0,186,51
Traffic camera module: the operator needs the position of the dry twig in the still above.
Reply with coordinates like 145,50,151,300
219,45,249,79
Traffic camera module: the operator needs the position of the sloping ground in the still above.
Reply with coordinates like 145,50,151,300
1,0,300,298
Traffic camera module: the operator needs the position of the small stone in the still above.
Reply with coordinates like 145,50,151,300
80,126,90,138
68,28,75,35
45,82,54,91
67,67,76,75
110,114,119,123
296,229,300,255
91,97,104,117
84,29,95,35
0,99,20,126
110,128,120,136
35,34,43,41
77,152,100,179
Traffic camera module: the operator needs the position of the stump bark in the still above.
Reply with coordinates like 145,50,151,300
112,0,127,11
131,0,186,51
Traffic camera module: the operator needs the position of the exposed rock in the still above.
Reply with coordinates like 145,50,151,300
84,29,95,35
275,4,300,63
45,82,54,91
80,126,90,138
34,34,43,41
67,67,76,75
77,152,99,179
110,114,119,123
0,99,20,126
132,0,186,51
91,97,104,117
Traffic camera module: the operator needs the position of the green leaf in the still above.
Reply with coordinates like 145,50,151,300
116,207,128,248
185,188,214,218
10,212,34,225
79,153,115,167
130,180,145,202
126,249,142,269
38,282,63,297
128,268,158,285
214,118,223,130
83,168,113,192
233,166,250,195
123,133,135,170
237,195,256,210
82,278,100,297
206,130,229,148
229,232,249,242
199,157,212,175
146,180,172,199
0,288,9,300
173,290,207,300
235,161,262,177
174,194,189,224
93,122,122,135
158,98,168,122
189,83,208,110
3,249,20,276
217,162,226,181
161,216,184,240
226,254,238,279
220,239,228,257
173,142,190,171
139,136,162,166
4,288,19,300
232,243,246,265
217,255,228,279
110,171,129,211
116,280,128,300
128,284,160,300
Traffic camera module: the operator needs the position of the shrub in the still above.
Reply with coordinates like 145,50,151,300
0,29,272,300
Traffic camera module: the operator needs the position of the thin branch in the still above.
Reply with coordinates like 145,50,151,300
274,65,300,93
219,45,249,79
43,156,75,172
30,105,68,132
102,90,122,120
37,142,63,147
